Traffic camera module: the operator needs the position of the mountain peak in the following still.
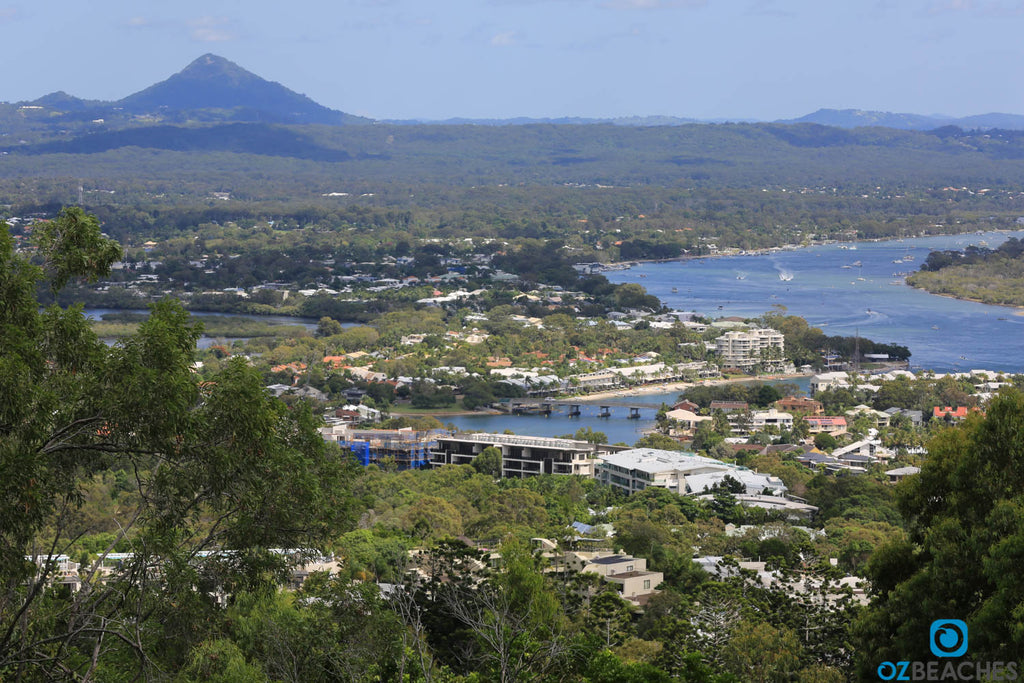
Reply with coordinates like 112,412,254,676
117,54,370,125
177,54,258,84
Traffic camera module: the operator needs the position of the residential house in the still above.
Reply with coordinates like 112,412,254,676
809,372,850,395
805,416,848,436
932,406,980,422
885,466,921,483
775,396,823,415
884,407,924,427
845,404,891,428
664,408,712,435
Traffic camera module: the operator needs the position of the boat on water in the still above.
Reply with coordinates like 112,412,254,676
779,272,794,282
736,273,747,280
852,260,862,267
671,287,678,293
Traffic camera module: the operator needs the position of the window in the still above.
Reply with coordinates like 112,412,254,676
627,565,634,572
643,579,651,590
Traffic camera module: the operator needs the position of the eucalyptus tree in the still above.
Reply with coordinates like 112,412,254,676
0,209,355,679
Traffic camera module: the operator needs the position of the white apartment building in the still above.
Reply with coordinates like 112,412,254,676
715,328,785,371
596,448,787,497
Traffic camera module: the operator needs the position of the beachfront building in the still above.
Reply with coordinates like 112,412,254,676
596,448,787,497
714,328,785,372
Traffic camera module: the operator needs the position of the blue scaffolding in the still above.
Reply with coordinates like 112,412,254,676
339,429,440,471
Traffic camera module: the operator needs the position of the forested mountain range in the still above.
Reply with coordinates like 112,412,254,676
5,54,1024,199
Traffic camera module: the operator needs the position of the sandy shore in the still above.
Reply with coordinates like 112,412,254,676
560,372,814,402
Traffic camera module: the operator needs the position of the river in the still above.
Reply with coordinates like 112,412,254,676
448,230,1024,444
84,308,322,349
605,230,1024,374
441,376,812,446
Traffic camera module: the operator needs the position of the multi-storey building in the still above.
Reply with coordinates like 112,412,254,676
430,432,626,478
596,448,787,497
714,328,785,371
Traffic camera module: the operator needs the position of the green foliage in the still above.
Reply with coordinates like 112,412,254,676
32,206,123,294
908,237,1024,306
804,472,900,525
721,620,802,683
812,432,837,451
471,446,502,477
854,388,1024,667
0,212,355,679
634,432,689,451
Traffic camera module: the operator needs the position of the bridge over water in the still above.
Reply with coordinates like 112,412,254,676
506,398,670,419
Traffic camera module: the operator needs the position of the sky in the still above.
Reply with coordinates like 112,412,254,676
3,0,1024,121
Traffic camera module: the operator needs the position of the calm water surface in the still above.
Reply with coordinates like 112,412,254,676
453,231,1024,443
606,230,1024,374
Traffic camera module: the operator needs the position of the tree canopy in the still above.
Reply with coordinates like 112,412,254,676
0,209,355,679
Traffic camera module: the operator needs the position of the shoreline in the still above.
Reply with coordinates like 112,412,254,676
556,372,814,402
904,283,1024,316
595,227,1023,272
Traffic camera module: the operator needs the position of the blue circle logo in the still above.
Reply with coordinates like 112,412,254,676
930,619,968,658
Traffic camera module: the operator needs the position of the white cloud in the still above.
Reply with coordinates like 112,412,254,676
188,16,237,43
490,30,519,46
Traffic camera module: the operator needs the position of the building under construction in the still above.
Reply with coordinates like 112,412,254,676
320,424,441,470
430,432,629,478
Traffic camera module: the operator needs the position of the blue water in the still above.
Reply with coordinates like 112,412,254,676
449,231,1024,445
605,230,1024,374
443,377,812,446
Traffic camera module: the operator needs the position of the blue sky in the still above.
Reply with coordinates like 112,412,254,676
3,0,1024,120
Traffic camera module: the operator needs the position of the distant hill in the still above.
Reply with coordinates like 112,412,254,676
15,122,352,162
9,59,1024,132
387,115,710,127
780,108,1024,131
30,91,107,112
